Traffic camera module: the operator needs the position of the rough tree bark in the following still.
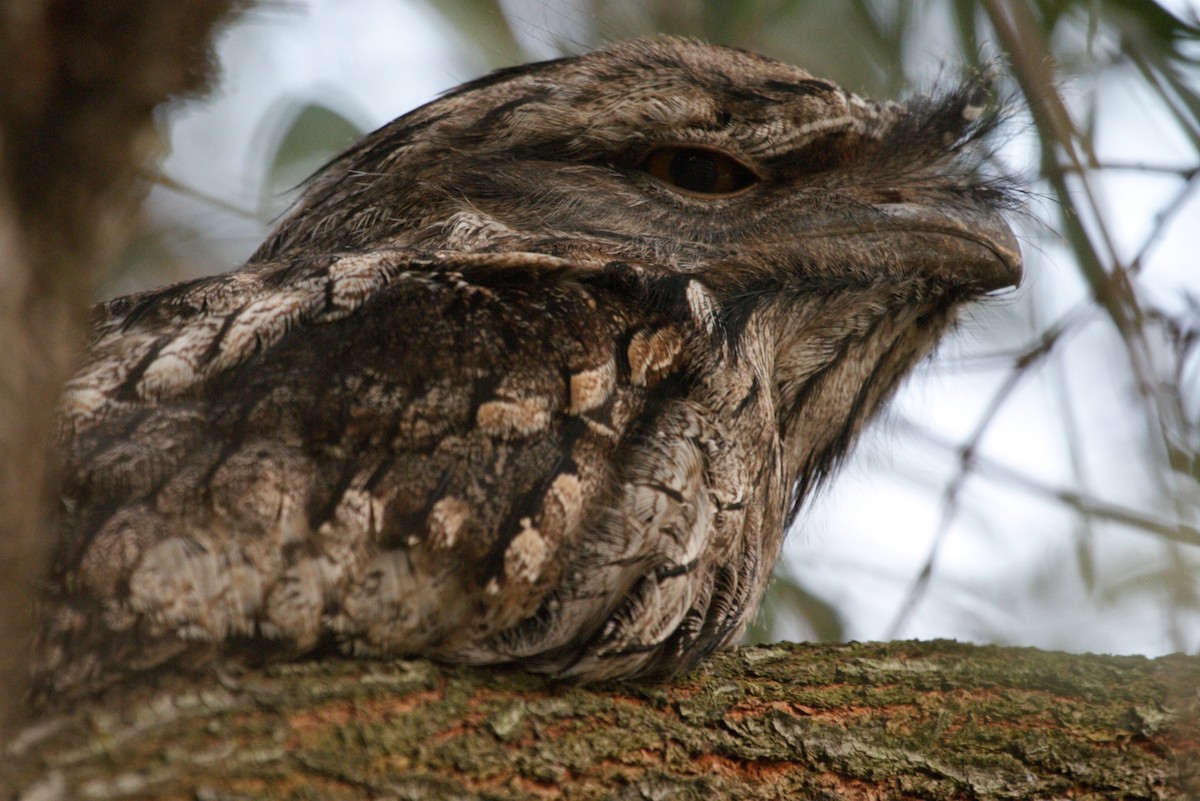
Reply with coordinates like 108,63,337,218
0,0,244,744
3,641,1198,800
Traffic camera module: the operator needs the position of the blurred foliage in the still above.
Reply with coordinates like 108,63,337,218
421,0,525,64
265,104,363,199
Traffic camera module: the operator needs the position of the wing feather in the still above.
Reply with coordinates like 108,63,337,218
42,248,652,696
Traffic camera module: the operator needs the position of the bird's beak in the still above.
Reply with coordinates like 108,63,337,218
789,199,1023,293
870,201,1023,292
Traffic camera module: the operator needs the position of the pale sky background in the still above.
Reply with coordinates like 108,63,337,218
133,0,1200,657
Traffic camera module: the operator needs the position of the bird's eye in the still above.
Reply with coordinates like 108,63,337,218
639,145,759,197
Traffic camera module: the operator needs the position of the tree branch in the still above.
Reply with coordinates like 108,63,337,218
5,642,1197,800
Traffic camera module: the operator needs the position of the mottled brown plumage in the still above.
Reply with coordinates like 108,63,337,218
35,37,1021,702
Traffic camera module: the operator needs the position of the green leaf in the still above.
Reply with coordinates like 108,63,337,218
266,103,363,198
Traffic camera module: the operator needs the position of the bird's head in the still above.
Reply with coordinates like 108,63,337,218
255,36,1021,301
254,37,1023,502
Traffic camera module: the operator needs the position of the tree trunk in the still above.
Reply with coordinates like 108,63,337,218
0,0,246,746
4,641,1197,800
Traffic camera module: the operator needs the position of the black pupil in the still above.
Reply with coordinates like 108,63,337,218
669,152,719,192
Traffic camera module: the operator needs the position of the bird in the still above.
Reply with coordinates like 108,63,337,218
33,36,1022,703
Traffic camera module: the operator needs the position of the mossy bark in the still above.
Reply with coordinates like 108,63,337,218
5,641,1197,800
